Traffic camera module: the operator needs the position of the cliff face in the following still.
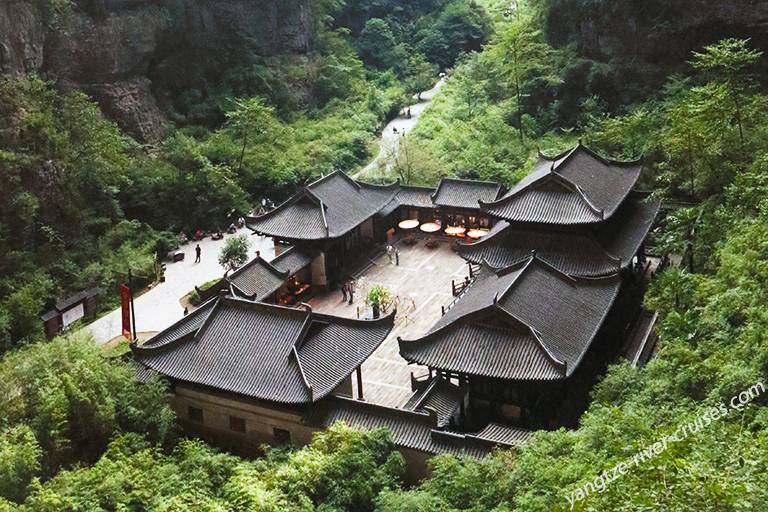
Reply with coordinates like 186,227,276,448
545,0,768,100
1,0,312,141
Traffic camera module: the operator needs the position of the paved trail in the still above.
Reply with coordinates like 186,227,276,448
84,79,445,344
355,77,446,180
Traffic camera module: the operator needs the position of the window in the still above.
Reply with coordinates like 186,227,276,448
188,406,203,423
273,427,291,445
229,416,246,433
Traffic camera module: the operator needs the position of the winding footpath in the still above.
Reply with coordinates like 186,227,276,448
84,78,445,345
355,77,446,180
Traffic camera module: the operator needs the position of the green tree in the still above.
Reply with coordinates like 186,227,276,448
486,8,556,142
416,0,491,69
358,18,405,71
0,331,173,476
0,425,42,503
225,97,275,173
404,54,438,100
690,38,763,146
218,235,251,271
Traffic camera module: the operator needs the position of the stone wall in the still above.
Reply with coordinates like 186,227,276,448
172,382,434,482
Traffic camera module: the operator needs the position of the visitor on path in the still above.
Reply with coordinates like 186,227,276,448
393,126,398,134
385,244,394,263
407,107,411,118
395,248,400,266
195,244,201,263
227,222,237,234
183,307,189,316
341,282,348,302
347,281,354,304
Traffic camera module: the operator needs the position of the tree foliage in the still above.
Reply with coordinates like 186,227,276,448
0,331,174,485
218,235,251,271
12,423,403,511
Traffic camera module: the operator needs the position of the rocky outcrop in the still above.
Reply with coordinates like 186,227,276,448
0,0,313,142
544,0,768,108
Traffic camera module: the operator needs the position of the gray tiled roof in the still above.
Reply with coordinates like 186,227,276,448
405,377,463,427
141,298,216,350
397,185,437,208
381,181,500,217
595,199,661,263
433,178,502,209
270,247,314,274
481,144,642,224
307,396,522,458
132,297,394,404
400,258,621,379
459,198,659,277
248,172,398,240
228,256,288,301
466,422,531,448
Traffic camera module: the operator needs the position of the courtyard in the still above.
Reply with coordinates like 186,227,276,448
309,238,473,408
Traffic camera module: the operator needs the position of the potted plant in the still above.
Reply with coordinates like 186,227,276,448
365,285,391,319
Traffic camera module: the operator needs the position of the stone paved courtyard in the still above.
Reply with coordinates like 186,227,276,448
309,238,472,408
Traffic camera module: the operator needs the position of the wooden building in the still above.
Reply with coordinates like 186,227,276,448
461,143,660,276
40,288,99,339
131,296,393,450
399,257,622,430
247,172,505,291
399,143,660,431
130,295,527,480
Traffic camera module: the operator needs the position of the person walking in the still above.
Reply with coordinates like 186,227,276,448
195,244,201,263
347,280,354,304
341,281,348,302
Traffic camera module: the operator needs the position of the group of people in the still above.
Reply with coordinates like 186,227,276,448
178,217,245,245
340,280,355,304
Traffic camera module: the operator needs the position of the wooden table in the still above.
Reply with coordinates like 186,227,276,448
398,219,420,230
445,226,466,236
420,222,441,233
466,229,489,240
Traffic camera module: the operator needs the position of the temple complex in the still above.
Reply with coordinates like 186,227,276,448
131,143,659,478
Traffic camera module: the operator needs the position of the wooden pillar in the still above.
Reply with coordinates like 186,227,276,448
356,366,364,401
459,374,466,420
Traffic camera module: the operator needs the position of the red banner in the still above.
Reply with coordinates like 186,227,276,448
120,284,131,339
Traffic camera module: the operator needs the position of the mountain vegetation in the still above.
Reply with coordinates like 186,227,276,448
0,0,489,351
2,0,768,510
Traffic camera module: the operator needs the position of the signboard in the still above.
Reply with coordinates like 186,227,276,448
61,303,85,328
120,284,131,339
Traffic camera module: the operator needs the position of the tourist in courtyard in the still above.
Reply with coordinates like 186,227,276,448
347,280,354,304
341,281,348,302
195,244,201,263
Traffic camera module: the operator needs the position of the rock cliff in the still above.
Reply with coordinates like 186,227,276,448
1,0,312,141
543,0,768,109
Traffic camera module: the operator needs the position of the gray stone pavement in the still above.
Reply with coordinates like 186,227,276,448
85,229,275,344
309,239,471,408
